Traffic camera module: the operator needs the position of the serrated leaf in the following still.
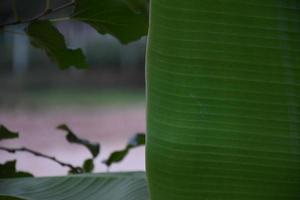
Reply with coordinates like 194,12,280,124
83,159,94,173
25,20,88,70
0,160,33,179
57,124,100,158
72,0,148,44
0,172,149,200
0,125,18,140
103,133,145,167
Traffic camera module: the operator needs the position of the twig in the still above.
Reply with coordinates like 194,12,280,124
0,146,82,173
0,0,75,28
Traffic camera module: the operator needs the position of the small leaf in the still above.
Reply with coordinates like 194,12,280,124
128,133,145,148
83,159,94,173
68,167,83,175
25,20,89,70
0,125,19,141
103,133,145,167
0,160,33,178
72,0,148,44
103,149,129,167
57,124,100,158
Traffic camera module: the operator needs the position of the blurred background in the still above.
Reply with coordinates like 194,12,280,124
0,20,147,176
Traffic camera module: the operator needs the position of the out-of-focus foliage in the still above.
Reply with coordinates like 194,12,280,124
72,0,148,44
0,125,18,140
0,0,148,70
57,124,100,158
0,124,145,177
26,20,88,70
103,133,145,168
0,160,33,178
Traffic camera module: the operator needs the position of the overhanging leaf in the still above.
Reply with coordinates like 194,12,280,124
25,20,88,70
72,0,148,44
146,0,300,199
0,172,149,200
103,133,145,167
0,125,18,140
0,160,33,179
57,124,100,158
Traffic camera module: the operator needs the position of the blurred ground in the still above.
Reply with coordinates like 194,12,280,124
0,89,146,176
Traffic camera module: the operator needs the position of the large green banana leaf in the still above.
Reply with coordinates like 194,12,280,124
146,0,300,199
0,172,149,200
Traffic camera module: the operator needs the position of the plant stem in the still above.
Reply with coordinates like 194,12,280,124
0,1,75,28
0,146,82,173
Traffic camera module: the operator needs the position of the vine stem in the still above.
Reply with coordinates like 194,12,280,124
0,0,75,28
0,146,82,173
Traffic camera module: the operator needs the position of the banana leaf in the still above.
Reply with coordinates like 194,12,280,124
0,172,148,200
146,0,300,199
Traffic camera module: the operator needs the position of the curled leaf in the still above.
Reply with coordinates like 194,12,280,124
57,124,100,158
103,133,145,167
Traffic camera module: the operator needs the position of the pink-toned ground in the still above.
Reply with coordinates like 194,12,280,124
0,104,146,176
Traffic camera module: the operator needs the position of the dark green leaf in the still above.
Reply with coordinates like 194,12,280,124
0,172,149,200
103,149,129,167
0,160,33,178
127,133,145,148
0,125,18,140
25,20,88,70
103,133,145,167
57,124,100,158
68,167,83,175
72,0,148,44
83,159,94,173
146,0,300,199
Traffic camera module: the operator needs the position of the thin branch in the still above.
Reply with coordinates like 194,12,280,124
0,146,82,173
0,1,75,28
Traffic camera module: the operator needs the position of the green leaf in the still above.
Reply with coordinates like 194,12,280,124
0,160,33,179
0,172,149,200
128,133,145,148
25,20,88,70
103,149,129,167
146,0,300,199
103,133,145,167
0,125,18,140
57,124,100,158
72,0,148,44
82,159,94,173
